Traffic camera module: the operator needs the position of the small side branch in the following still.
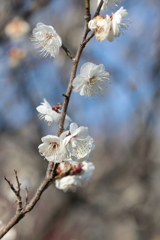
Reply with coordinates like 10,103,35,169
62,94,69,99
4,170,23,213
0,168,56,238
24,188,29,209
85,0,91,22
83,32,95,45
61,44,74,60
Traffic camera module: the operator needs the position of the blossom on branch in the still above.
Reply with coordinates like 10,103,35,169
38,135,66,162
97,0,120,11
55,161,95,192
108,7,129,42
88,7,129,42
36,98,72,129
61,122,95,163
88,15,111,42
31,23,62,57
72,62,110,97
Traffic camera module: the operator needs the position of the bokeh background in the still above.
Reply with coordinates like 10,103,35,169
0,0,160,239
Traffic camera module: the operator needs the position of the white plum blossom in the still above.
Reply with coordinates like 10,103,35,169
88,7,129,42
31,23,62,57
61,122,95,163
97,0,120,11
108,7,129,42
55,161,95,192
36,99,72,129
72,62,110,97
38,135,66,162
88,15,111,42
55,175,82,192
80,161,95,182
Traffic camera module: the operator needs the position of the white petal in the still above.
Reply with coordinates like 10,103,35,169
77,127,89,138
36,106,47,114
60,130,69,139
70,122,78,134
43,98,52,108
41,135,60,143
44,115,53,122
80,62,95,75
81,162,95,181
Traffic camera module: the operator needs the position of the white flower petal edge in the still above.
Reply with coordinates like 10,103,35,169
36,98,72,129
109,7,129,40
97,0,120,11
31,22,62,58
55,162,95,192
38,135,66,163
55,176,82,192
72,62,110,97
61,122,95,163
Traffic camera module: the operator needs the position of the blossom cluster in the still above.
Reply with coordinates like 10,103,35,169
37,99,95,192
32,0,130,192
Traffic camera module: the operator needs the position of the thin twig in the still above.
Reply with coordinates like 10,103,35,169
14,170,23,213
4,177,16,194
4,171,23,213
62,94,69,99
24,188,29,209
85,0,91,20
61,44,74,60
94,0,104,17
83,32,95,45
0,170,56,238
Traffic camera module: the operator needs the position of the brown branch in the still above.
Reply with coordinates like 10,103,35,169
0,1,103,238
82,0,91,45
0,169,56,238
14,170,23,213
94,0,104,18
24,188,29,209
83,32,95,45
85,0,91,19
4,171,23,213
61,44,74,60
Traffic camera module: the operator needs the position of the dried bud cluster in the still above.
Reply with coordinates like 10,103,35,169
36,99,95,191
55,162,95,192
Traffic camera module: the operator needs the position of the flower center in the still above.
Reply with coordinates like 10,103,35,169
110,13,114,20
89,76,97,86
46,33,54,40
44,142,59,156
52,104,61,113
49,142,58,150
